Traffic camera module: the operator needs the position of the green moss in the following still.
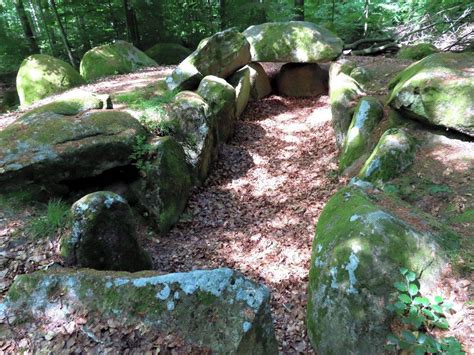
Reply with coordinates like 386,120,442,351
397,43,438,61
16,54,85,106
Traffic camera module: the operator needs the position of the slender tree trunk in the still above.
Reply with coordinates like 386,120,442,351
363,0,370,37
36,0,55,56
106,0,120,38
77,13,91,51
49,0,76,67
14,0,39,53
294,0,304,21
123,0,140,46
220,0,226,30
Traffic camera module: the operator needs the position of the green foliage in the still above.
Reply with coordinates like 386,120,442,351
386,268,465,354
130,135,155,176
28,199,70,239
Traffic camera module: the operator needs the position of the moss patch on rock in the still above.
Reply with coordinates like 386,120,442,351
396,43,438,61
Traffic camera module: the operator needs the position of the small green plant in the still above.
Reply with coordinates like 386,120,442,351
386,268,465,354
28,199,70,239
130,135,155,176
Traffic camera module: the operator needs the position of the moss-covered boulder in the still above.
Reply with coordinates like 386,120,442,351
228,66,251,117
277,63,328,97
307,185,457,354
329,63,365,147
0,107,146,188
359,128,416,184
248,63,272,101
60,191,151,271
197,75,236,143
166,29,250,91
145,43,192,65
80,41,157,82
243,21,343,63
162,91,216,183
1,268,278,353
16,54,86,107
131,137,192,234
388,52,474,137
396,43,438,61
339,97,384,172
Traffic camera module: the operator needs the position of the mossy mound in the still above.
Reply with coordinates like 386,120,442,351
243,21,343,63
131,137,193,234
388,52,474,137
0,108,146,188
307,184,458,354
80,41,157,82
16,54,85,107
197,75,236,143
276,63,328,97
339,96,384,172
145,43,192,64
166,29,250,91
396,43,438,61
60,191,152,271
1,268,278,353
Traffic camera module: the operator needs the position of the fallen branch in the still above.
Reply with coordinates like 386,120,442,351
443,29,474,51
344,37,394,50
350,42,401,56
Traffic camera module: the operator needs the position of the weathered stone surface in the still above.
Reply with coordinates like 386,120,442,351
228,66,251,117
197,75,236,142
329,63,364,147
277,63,328,97
244,21,343,63
80,41,157,82
248,63,272,101
359,128,416,184
16,54,85,106
166,29,250,91
1,268,278,354
131,137,192,234
145,43,192,65
307,184,457,354
60,191,152,271
0,108,147,187
339,96,384,171
388,52,474,136
396,43,438,61
162,91,216,183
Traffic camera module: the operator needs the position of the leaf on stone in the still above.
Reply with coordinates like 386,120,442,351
408,283,419,296
406,271,417,282
401,330,417,343
414,297,429,306
399,294,412,304
394,281,408,292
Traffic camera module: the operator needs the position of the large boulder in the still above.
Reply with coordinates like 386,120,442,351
329,63,364,147
228,66,251,117
131,137,193,234
145,43,192,64
339,96,384,172
1,268,278,353
197,75,237,143
161,91,216,183
80,41,157,82
396,43,438,61
276,63,328,97
388,52,474,137
60,191,152,271
248,63,272,101
166,29,251,91
16,54,86,106
243,21,343,63
358,128,416,184
307,184,458,354
0,105,147,188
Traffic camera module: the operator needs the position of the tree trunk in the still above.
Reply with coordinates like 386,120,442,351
36,0,56,56
220,0,226,30
331,0,335,24
363,0,370,37
49,0,76,67
294,0,304,21
106,0,120,38
77,13,91,51
14,0,39,53
123,0,140,46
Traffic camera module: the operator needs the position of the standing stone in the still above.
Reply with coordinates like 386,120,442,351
197,75,237,143
244,21,343,63
16,54,86,106
248,63,272,101
60,191,152,271
228,66,251,117
276,63,328,97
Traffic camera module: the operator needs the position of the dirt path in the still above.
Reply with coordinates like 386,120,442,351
148,94,347,353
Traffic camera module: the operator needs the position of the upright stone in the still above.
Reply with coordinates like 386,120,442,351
244,21,343,63
248,63,272,101
276,63,328,97
60,191,152,271
16,54,86,106
228,67,251,117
